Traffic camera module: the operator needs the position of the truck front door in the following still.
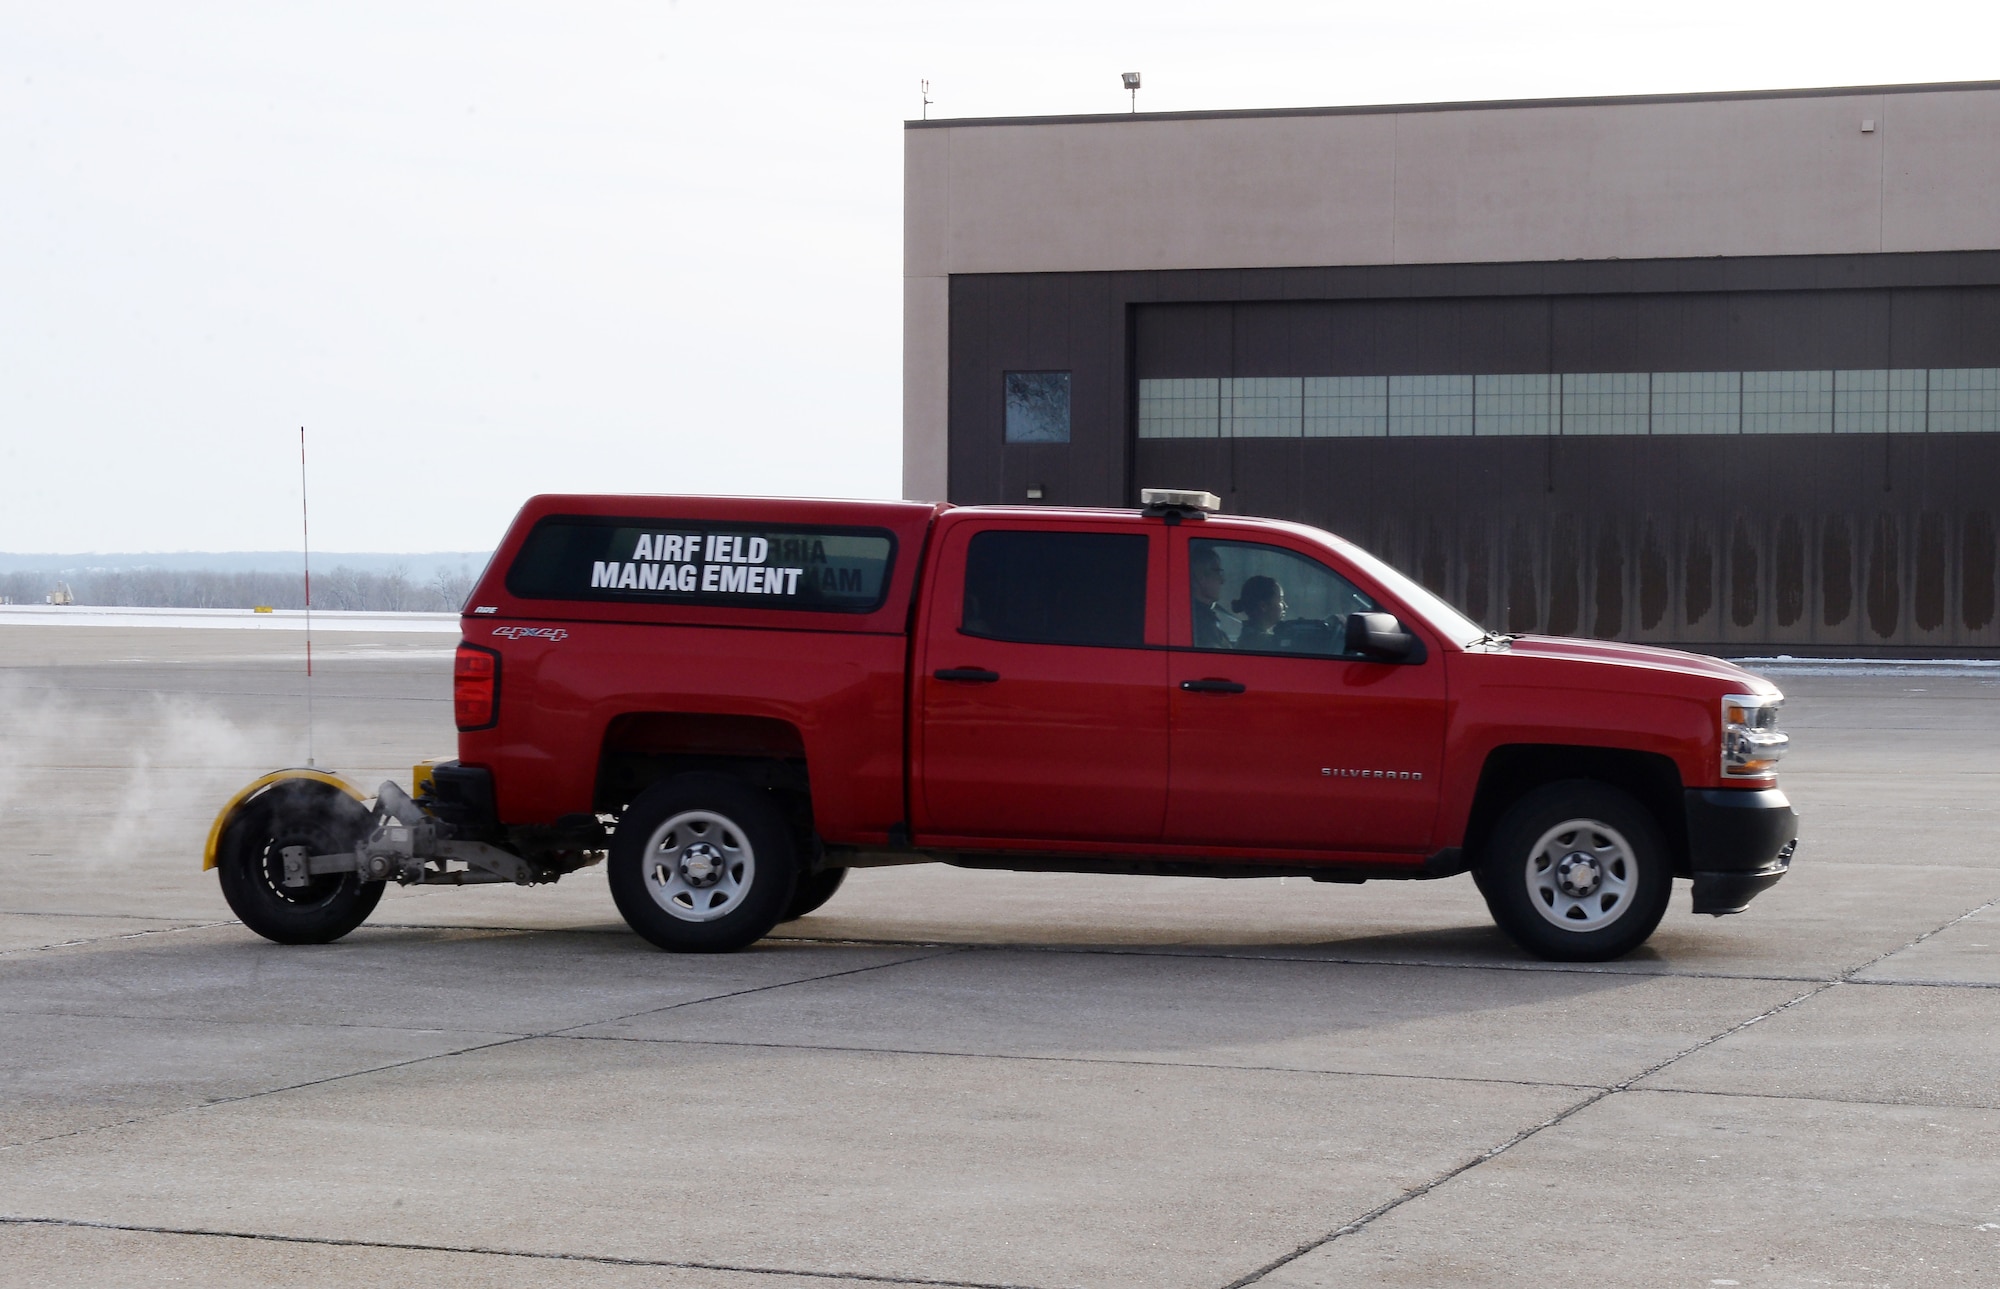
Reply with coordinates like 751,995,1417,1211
1166,533,1446,854
915,519,1169,843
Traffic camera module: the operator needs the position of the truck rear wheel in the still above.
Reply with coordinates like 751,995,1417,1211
1476,781,1672,962
216,779,382,945
782,866,847,921
609,774,798,953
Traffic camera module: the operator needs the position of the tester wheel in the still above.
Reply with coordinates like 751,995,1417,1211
609,774,798,953
216,779,382,945
1476,781,1672,962
782,866,847,922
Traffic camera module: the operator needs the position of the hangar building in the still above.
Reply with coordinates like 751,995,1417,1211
902,81,2000,653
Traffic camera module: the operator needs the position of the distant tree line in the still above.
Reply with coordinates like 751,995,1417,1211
0,565,477,612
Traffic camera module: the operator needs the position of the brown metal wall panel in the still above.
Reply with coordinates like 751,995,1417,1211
1892,288,2000,366
1133,303,1233,378
1817,514,1858,646
1230,305,1301,378
1965,512,1998,631
956,274,1131,511
1636,518,1672,637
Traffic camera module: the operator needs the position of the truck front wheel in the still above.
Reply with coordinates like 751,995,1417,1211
1475,781,1673,962
609,774,798,953
216,779,382,945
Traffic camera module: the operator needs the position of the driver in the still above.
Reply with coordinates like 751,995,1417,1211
1189,546,1233,649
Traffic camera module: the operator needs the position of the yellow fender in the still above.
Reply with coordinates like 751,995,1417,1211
202,768,369,871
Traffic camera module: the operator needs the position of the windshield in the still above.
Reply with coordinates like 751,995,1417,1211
1322,535,1486,647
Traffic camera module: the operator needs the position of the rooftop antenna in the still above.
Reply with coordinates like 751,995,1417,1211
1122,71,1141,113
300,426,316,768
920,78,931,121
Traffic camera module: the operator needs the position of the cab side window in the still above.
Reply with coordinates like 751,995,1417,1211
963,530,1148,648
1189,538,1375,657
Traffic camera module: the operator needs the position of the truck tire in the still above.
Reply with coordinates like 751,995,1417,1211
609,773,798,953
1475,780,1673,962
782,866,847,921
216,779,383,945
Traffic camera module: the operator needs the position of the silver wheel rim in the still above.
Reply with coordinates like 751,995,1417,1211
1524,817,1636,932
642,810,755,922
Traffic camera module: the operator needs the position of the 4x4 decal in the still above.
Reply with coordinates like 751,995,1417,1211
492,626,569,642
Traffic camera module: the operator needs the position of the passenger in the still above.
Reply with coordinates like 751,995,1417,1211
1190,547,1234,649
1232,576,1285,650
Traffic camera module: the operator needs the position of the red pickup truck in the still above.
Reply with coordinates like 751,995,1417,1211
207,490,1796,962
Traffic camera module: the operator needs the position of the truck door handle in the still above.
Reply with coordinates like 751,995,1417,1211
1180,678,1247,694
934,668,1001,683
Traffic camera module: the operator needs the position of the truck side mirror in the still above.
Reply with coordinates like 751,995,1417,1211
1346,611,1421,662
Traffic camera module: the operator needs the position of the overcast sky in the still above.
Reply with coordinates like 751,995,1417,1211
4,1,1996,553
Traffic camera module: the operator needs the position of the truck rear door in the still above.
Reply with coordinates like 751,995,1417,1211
913,515,1169,843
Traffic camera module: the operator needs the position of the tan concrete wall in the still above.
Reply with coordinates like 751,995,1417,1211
901,85,2000,498
1881,89,2000,252
902,276,948,502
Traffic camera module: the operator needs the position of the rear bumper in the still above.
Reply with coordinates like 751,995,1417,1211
426,761,499,834
1684,787,1799,915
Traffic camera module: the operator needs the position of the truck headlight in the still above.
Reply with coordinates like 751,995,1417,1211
1721,693,1788,778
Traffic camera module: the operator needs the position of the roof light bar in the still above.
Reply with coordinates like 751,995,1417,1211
1140,488,1221,518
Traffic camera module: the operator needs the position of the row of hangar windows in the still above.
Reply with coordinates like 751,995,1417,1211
1137,369,2000,439
1001,368,2000,443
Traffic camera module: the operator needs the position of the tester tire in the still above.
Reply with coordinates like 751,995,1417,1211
609,774,798,953
1476,781,1673,962
782,866,847,921
216,779,383,945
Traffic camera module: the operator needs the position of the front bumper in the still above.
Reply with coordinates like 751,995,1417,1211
1685,787,1798,915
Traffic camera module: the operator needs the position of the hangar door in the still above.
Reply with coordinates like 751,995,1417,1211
1130,291,2000,652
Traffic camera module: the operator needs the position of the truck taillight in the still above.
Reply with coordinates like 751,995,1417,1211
455,644,500,730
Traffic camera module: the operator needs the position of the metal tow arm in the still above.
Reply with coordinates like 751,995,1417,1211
282,780,544,887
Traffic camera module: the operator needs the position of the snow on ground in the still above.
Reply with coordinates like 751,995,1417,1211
0,605,458,632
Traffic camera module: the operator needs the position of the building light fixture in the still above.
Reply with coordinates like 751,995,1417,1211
1122,71,1140,112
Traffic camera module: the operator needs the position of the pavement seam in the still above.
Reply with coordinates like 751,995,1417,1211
1842,893,2000,979
583,1032,2000,1112
0,950,965,1155
1841,976,2000,990
27,918,1950,990
536,946,971,1038
0,1033,538,1155
1218,890,2000,1287
0,1006,529,1037
1215,978,1836,1288
0,1216,1053,1289
1616,1083,2000,1112
0,921,237,958
556,1032,1605,1093
763,936,1853,984
1008,943,1835,983
0,910,212,919
353,924,951,949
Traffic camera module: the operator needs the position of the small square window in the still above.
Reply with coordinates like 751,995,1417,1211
1005,371,1071,444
